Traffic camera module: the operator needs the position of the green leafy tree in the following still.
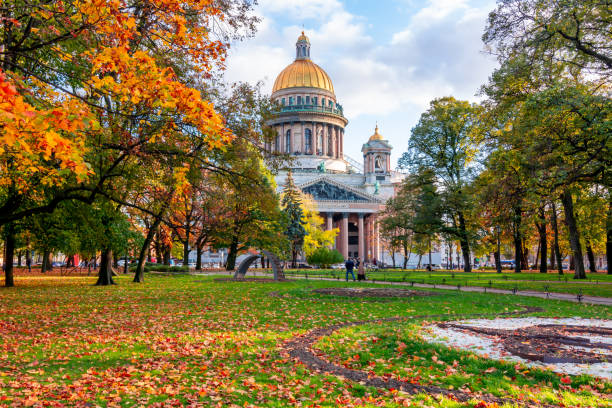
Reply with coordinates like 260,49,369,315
399,97,482,272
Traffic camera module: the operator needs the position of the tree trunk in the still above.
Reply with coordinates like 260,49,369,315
513,206,522,273
536,206,547,274
607,197,612,275
560,191,586,279
41,250,52,273
417,254,422,268
195,245,202,271
163,247,171,265
391,251,396,268
402,241,408,269
291,244,298,269
549,245,556,270
226,235,239,271
551,202,564,275
494,250,502,274
25,236,31,266
3,223,15,287
96,249,116,285
585,241,597,273
521,237,529,270
428,237,432,268
154,235,163,264
182,227,190,265
458,212,472,272
135,221,160,283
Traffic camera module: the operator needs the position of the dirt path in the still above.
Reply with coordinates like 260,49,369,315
284,306,556,407
205,270,612,306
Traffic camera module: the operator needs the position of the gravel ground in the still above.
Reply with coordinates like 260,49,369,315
423,317,612,379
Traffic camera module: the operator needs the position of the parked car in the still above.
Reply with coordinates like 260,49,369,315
330,263,344,269
297,263,313,269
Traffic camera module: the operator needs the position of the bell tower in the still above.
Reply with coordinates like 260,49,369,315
362,125,392,185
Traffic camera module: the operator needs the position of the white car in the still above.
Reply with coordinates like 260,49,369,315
330,263,345,269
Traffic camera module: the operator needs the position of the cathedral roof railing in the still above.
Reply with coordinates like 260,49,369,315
273,104,345,118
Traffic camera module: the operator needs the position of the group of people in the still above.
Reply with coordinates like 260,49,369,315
344,257,366,282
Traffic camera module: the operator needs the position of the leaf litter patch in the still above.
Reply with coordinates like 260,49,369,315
312,287,437,298
424,317,612,379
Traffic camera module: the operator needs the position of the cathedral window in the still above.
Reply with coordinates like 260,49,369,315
304,129,312,154
285,130,291,153
275,134,280,152
321,98,325,107
328,133,333,156
289,97,293,105
297,96,302,105
317,130,323,155
305,96,310,105
281,98,285,106
313,97,317,106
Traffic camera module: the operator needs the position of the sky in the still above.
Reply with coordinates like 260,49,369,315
223,0,500,167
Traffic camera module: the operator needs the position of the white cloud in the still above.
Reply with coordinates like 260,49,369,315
258,0,343,19
223,0,499,163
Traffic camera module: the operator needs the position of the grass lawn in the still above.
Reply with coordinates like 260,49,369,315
0,274,610,407
284,269,612,297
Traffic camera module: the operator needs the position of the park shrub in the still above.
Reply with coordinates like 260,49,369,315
130,265,189,273
306,247,343,269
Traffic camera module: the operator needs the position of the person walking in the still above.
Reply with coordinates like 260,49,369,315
26,256,31,273
345,258,355,282
357,258,366,281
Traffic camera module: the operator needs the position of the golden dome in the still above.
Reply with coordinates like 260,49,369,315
272,59,334,94
369,124,384,141
298,31,309,43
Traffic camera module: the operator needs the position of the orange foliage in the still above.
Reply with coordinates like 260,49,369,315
1,0,238,210
0,72,92,192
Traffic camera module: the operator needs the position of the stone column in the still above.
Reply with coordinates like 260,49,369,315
300,122,304,153
358,213,365,261
326,212,335,249
341,212,349,259
375,216,380,263
364,215,370,262
326,212,333,230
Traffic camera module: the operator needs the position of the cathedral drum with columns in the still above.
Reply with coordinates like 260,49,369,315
268,32,406,264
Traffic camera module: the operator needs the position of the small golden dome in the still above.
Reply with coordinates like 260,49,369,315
272,59,334,94
298,31,309,42
369,124,384,141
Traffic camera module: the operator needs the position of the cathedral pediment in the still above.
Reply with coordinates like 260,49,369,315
299,177,381,203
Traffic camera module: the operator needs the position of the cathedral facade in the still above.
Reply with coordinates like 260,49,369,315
268,33,405,263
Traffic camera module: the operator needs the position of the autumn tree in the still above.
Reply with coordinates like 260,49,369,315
482,0,611,278
0,1,259,286
484,0,611,80
399,97,482,272
281,172,306,268
301,195,338,259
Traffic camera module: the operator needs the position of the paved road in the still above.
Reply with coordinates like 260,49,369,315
193,270,612,306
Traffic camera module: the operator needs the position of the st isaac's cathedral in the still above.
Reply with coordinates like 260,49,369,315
268,33,406,264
